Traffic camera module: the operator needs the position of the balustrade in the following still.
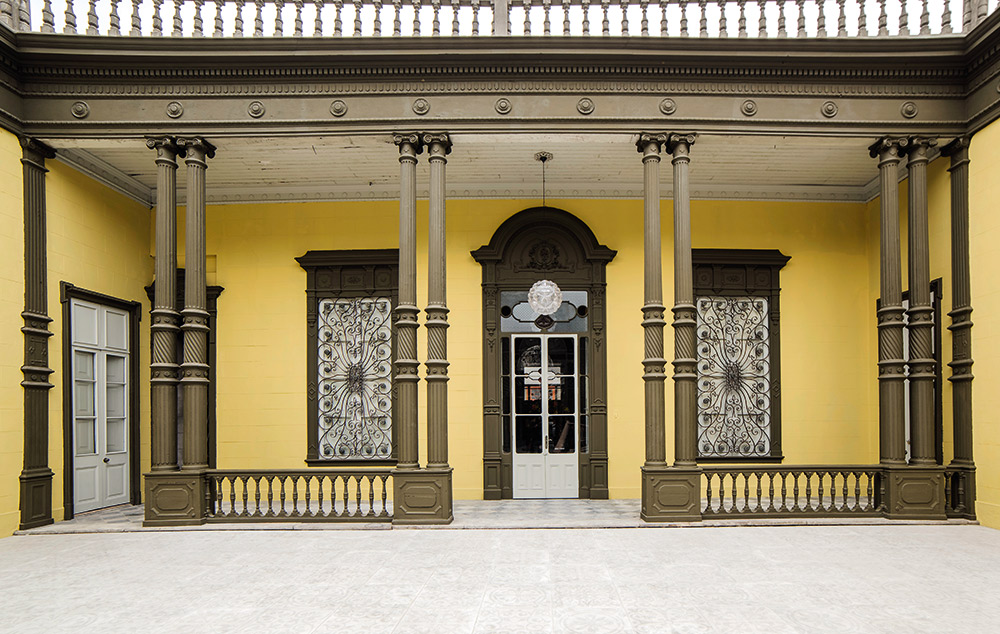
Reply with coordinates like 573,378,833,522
702,466,884,517
5,0,995,36
206,469,393,521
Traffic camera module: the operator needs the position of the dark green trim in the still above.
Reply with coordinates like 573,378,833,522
59,282,142,519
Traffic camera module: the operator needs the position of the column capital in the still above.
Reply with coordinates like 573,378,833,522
636,132,668,156
942,136,971,164
666,133,697,158
422,132,452,157
393,132,424,159
904,136,937,161
176,137,217,163
145,135,181,160
868,136,908,162
19,137,55,170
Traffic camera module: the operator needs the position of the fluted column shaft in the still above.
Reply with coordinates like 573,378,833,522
146,137,182,471
668,133,698,467
178,137,214,471
424,133,451,469
905,138,937,466
943,138,975,466
19,138,56,530
637,134,667,468
870,137,908,466
394,134,422,469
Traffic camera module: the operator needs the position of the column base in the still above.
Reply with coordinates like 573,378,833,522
640,466,702,522
143,471,206,527
392,467,454,525
19,467,54,530
946,464,977,520
881,465,946,520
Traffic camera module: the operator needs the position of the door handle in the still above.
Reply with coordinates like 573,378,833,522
103,457,110,464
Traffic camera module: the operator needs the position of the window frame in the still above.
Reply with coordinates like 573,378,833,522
692,249,789,464
296,249,399,466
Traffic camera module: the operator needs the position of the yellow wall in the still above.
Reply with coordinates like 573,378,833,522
0,130,24,537
969,120,1000,528
203,196,876,500
45,162,152,526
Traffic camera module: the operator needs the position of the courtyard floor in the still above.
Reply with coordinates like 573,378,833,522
2,516,998,633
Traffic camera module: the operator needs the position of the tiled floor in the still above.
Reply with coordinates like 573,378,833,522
1,524,998,633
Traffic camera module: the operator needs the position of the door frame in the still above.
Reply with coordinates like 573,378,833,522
472,207,616,500
60,282,142,520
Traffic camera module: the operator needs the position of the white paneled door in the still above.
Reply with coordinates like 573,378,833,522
71,299,130,513
511,335,579,498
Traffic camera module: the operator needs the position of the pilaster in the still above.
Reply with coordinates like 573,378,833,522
942,136,976,518
18,137,56,530
869,137,908,468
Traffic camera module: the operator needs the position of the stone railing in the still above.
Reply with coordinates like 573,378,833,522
2,0,995,37
702,465,884,517
205,469,393,522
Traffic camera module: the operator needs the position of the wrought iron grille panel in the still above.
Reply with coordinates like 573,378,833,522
696,296,771,458
317,297,393,460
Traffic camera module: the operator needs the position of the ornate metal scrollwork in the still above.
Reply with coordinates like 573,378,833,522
696,296,771,457
317,297,393,460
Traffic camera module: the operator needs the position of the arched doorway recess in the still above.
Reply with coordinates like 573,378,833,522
472,207,616,499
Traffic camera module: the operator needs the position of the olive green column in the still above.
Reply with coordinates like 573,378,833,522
178,138,215,473
18,138,56,530
942,136,976,518
145,136,181,472
668,133,699,470
869,137,908,469
392,133,422,471
904,138,937,466
639,132,701,523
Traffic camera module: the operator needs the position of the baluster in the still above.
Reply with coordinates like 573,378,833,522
293,0,303,33
391,0,400,32
582,0,590,32
962,0,971,32
109,0,122,34
431,0,440,33
193,0,204,35
705,473,714,513
40,0,55,32
334,0,343,34
857,472,866,511
411,0,420,34
876,0,886,35
317,474,326,515
836,0,845,34
858,0,866,34
736,0,746,35
342,475,350,517
365,475,374,516
472,0,480,34
354,475,363,517
728,473,737,514
240,476,249,516
698,0,706,34
790,472,800,511
741,473,749,513
213,0,223,35
303,475,313,516
840,472,848,512
271,0,283,33
450,0,458,33
225,476,234,517
251,477,261,516
277,476,286,516
659,0,667,33
639,0,648,33
956,473,967,512
941,0,951,33
754,472,762,513
349,0,360,33
1,0,11,29
563,0,570,33
976,0,986,25
234,0,245,34
371,0,381,34
543,0,551,33
620,0,628,33
521,0,530,33
899,0,908,33
601,0,609,33
757,0,766,35
766,472,775,512
381,474,389,516
777,0,786,35
87,0,98,34
265,476,274,516
817,472,826,511
171,0,182,34
918,0,928,33
311,0,323,33
795,0,804,35
719,0,728,35
680,0,689,33
64,0,78,33
817,0,826,34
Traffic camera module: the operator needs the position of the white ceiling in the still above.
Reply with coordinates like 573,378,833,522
49,132,892,206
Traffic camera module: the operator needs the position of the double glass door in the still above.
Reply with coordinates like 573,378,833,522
511,334,579,498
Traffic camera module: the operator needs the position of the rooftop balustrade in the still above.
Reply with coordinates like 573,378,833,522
1,0,996,39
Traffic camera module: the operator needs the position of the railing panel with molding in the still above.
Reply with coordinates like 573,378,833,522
206,469,393,522
944,467,974,518
702,466,884,518
2,0,996,37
